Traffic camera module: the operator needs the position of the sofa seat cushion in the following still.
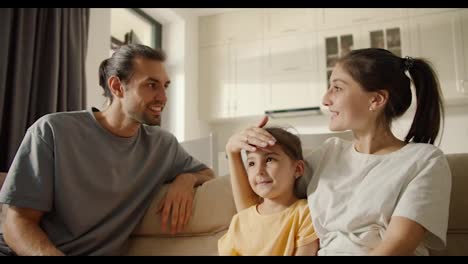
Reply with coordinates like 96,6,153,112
131,175,236,236
125,230,226,256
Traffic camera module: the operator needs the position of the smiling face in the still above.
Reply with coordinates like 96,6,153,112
122,57,170,126
322,63,376,132
246,144,302,201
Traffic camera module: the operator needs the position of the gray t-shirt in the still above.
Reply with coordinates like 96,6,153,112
0,109,208,255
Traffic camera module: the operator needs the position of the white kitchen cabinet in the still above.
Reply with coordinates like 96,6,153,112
409,11,468,105
199,44,233,120
317,8,407,30
408,8,460,17
264,8,316,38
265,34,316,76
317,26,362,90
266,72,321,111
264,32,321,111
199,41,265,120
232,41,265,117
199,9,264,47
457,9,468,98
360,19,410,58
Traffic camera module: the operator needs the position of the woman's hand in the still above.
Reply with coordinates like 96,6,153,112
225,116,276,154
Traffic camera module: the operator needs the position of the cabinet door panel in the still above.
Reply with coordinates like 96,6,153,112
459,10,468,97
408,8,460,17
410,13,460,103
266,34,315,75
199,9,263,47
233,41,265,117
361,19,410,57
318,8,406,29
317,28,361,90
199,45,232,120
265,8,315,38
267,73,321,111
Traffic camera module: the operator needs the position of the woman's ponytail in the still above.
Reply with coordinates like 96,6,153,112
405,58,445,144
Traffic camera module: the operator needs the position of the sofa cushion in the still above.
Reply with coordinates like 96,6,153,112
131,175,236,237
125,231,226,256
446,153,468,232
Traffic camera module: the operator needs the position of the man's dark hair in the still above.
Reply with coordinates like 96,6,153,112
98,44,166,104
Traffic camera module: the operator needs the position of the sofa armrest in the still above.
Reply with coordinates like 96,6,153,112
132,175,236,237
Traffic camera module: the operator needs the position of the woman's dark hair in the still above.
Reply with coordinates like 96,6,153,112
337,48,444,144
264,127,303,161
98,44,166,104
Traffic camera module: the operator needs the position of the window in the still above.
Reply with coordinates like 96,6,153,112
110,8,162,53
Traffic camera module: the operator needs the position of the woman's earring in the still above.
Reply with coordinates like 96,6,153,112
369,107,374,112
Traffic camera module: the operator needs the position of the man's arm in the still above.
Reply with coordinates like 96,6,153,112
369,216,426,256
3,206,64,256
159,168,214,234
185,167,215,187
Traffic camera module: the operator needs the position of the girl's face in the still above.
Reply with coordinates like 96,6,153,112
322,63,376,132
246,145,302,201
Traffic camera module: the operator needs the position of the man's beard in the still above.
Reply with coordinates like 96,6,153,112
129,110,162,126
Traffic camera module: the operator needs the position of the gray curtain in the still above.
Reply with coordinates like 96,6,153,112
0,8,89,171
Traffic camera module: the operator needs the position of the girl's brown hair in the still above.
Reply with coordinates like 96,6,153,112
264,127,303,161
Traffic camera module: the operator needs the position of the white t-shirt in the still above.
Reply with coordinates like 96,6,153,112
300,137,451,256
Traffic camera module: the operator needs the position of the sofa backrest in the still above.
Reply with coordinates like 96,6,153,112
430,153,468,255
131,175,236,237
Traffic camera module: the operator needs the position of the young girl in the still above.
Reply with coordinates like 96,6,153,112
218,127,318,256
228,48,452,255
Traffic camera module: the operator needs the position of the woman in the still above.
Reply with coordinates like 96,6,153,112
227,48,451,255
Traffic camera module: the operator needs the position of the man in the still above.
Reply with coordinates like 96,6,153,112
0,44,214,256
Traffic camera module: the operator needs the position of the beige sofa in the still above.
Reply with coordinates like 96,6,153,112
1,153,467,255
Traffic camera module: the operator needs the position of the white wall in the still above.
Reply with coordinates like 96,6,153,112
86,8,210,142
86,9,110,110
210,103,468,154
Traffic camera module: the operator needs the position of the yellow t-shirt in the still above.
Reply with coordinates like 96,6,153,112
218,199,318,256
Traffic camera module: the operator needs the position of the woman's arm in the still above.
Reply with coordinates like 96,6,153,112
369,216,426,256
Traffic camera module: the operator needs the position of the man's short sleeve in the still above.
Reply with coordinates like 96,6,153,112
0,127,54,212
167,137,209,182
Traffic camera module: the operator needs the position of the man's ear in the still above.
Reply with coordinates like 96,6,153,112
108,76,124,98
294,160,305,179
369,89,389,112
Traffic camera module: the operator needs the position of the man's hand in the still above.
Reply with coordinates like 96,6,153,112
158,173,197,234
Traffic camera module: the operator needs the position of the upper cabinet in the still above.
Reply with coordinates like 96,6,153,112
264,34,320,111
458,9,468,99
199,44,233,120
232,41,265,118
360,20,410,58
409,10,468,105
198,8,468,122
317,8,407,30
264,8,316,38
199,40,265,121
407,8,460,17
199,9,264,47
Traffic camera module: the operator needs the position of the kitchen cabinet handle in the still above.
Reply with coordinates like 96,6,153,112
352,17,371,23
283,67,299,71
282,28,299,33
